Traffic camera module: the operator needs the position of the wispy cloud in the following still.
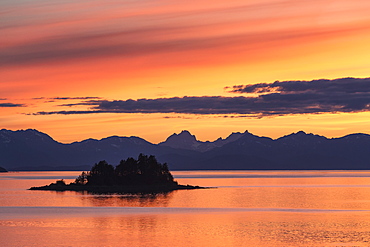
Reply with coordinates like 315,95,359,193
48,97,102,103
32,97,101,100
31,96,102,103
3,25,369,68
3,1,370,68
30,77,370,117
50,97,101,100
0,103,25,107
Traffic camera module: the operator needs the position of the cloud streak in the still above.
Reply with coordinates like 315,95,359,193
30,77,370,116
0,103,25,107
31,96,102,103
50,97,101,100
0,28,336,67
3,0,370,68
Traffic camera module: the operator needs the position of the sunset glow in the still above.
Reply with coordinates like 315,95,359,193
2,0,370,143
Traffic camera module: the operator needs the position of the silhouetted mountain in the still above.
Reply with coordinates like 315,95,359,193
0,129,67,169
160,130,199,150
0,166,7,172
213,131,245,146
159,130,246,152
1,129,370,170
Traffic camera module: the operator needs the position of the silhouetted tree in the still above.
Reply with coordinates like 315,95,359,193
74,154,176,187
116,157,138,176
161,163,174,182
55,179,66,186
74,171,88,185
87,160,115,185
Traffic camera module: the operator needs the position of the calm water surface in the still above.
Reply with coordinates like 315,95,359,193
2,170,370,246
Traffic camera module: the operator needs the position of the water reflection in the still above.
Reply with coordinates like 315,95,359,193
3,171,370,246
3,211,370,246
77,191,174,207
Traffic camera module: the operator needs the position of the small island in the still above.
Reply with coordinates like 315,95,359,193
0,166,8,172
30,154,204,193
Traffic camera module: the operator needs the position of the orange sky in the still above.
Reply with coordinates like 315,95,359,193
1,0,370,143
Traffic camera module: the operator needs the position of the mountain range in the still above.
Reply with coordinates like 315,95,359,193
1,129,370,171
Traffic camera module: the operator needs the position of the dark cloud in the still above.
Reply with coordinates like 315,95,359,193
228,77,370,94
57,100,104,107
0,103,25,107
30,77,370,117
226,77,370,114
33,97,258,115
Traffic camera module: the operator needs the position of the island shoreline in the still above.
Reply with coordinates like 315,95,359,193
29,183,210,193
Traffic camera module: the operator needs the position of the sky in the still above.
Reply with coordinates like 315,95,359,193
1,0,370,143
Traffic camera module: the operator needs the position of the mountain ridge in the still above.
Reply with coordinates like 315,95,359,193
1,129,370,171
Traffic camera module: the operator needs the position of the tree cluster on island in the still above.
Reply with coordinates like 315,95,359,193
30,154,203,193
75,154,175,186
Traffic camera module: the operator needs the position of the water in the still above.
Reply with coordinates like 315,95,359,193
2,171,370,246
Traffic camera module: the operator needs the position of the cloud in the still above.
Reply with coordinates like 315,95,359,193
30,96,102,103
50,97,102,103
30,77,370,117
50,97,102,100
0,103,25,107
32,96,101,100
0,29,292,67
227,77,370,113
3,1,369,69
227,77,370,94
33,97,257,115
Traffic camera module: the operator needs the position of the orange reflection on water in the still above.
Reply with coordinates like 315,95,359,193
3,171,370,246
2,211,370,246
3,171,370,210
79,192,174,207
